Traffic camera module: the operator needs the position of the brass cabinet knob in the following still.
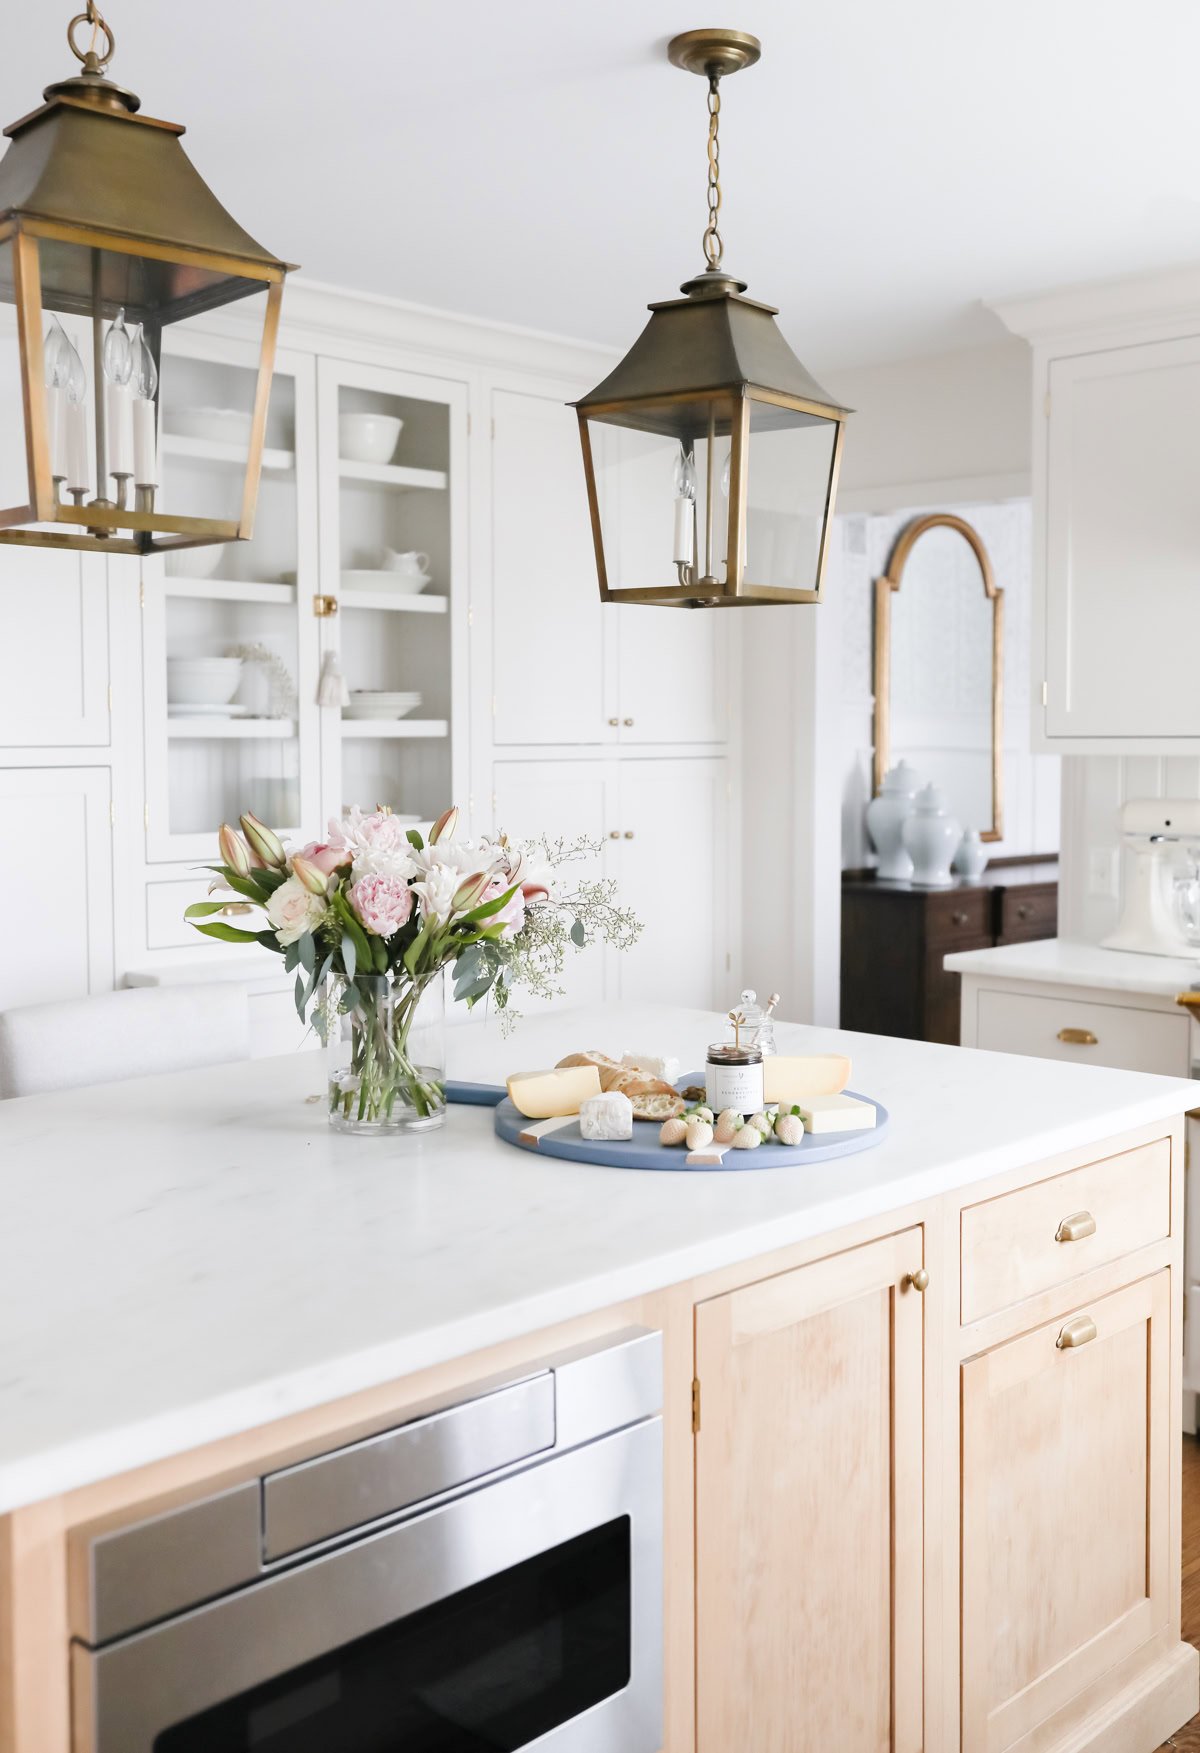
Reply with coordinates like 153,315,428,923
623,717,634,726
1055,1209,1097,1244
1016,903,1030,920
624,830,635,839
608,717,619,727
1056,1314,1098,1350
1056,1027,1098,1046
608,829,620,840
220,902,253,917
1176,992,1200,1010
312,594,339,618
903,1267,929,1293
952,910,968,926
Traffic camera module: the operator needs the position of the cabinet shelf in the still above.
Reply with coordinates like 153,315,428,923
163,577,297,605
166,717,298,740
339,718,449,740
161,434,295,473
338,460,448,492
339,589,448,615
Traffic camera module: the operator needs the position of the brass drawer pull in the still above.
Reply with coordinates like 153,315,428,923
1057,1027,1098,1046
1055,1210,1096,1244
220,902,253,917
902,1267,929,1294
1056,1314,1098,1350
1176,992,1200,1010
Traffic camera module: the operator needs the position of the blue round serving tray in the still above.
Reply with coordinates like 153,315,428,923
492,1076,890,1172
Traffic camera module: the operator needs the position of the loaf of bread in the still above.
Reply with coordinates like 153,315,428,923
556,1050,684,1120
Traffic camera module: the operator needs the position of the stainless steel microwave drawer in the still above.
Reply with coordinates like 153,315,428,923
262,1372,556,1560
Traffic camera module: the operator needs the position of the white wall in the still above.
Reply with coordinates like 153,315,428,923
742,337,1044,1026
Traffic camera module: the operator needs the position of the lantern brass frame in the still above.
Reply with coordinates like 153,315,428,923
576,384,846,609
0,11,293,556
0,220,284,556
873,512,1005,842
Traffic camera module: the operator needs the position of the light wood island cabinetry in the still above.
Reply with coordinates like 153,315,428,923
0,1116,1195,1753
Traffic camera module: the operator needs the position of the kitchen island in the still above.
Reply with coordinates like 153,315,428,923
2,1002,1197,1753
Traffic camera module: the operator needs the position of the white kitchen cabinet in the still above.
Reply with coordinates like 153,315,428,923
490,755,731,1012
0,767,112,1007
994,269,1200,751
0,551,109,750
489,386,729,750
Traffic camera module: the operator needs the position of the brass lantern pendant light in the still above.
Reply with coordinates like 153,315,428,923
575,28,849,608
0,3,294,556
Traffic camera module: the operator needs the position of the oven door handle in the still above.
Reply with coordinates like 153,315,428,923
74,1419,663,1753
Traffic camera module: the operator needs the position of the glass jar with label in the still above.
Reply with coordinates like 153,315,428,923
705,1042,765,1115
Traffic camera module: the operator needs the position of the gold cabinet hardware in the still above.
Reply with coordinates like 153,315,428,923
691,1377,701,1434
608,829,620,840
624,830,635,839
1055,1210,1096,1244
608,717,619,727
1057,1027,1098,1046
1176,992,1200,1010
951,910,969,926
220,902,253,917
623,716,634,727
903,1267,929,1294
1016,902,1030,920
312,594,339,619
1056,1314,1097,1350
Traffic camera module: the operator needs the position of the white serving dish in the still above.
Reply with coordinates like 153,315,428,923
168,408,253,447
167,657,243,707
343,700,421,721
340,568,430,596
339,412,403,465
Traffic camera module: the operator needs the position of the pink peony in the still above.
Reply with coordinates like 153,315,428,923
351,871,414,938
298,840,351,877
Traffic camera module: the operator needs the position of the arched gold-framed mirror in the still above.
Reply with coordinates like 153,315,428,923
873,512,1004,842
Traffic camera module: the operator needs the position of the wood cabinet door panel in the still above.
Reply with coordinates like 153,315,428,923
961,1271,1170,1753
695,1228,926,1753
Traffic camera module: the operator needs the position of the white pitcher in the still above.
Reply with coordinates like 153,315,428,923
381,548,431,581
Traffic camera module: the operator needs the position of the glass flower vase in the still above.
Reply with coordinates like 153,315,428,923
325,968,447,1136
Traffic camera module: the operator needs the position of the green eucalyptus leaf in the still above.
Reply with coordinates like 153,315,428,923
298,932,316,975
406,828,425,851
283,940,301,974
570,918,587,947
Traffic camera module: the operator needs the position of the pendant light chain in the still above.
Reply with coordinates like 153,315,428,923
702,74,724,270
67,1,115,70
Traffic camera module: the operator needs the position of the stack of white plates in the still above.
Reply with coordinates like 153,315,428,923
343,690,423,721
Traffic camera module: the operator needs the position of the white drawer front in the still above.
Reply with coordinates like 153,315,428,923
146,879,258,952
975,988,1191,1076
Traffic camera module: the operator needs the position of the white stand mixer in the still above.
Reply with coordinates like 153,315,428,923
1102,798,1200,957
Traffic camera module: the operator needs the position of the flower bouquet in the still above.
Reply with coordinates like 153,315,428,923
187,805,641,1135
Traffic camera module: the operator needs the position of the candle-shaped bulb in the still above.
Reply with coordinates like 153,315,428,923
102,308,133,387
721,453,731,498
62,332,89,495
44,316,70,389
673,442,696,567
132,324,158,401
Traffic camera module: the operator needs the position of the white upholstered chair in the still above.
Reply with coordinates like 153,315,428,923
0,984,251,1099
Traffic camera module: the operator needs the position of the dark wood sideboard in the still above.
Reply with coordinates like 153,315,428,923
840,859,1058,1045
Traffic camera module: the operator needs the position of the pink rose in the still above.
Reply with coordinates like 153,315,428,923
299,840,351,877
487,873,526,940
265,876,327,947
350,871,414,938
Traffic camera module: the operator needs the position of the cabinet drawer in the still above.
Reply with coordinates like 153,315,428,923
975,987,1192,1076
926,888,991,944
961,1139,1171,1324
997,884,1057,944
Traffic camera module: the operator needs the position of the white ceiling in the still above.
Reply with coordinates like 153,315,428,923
4,0,1199,370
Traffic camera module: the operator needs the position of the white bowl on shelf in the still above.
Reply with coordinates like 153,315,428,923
339,413,403,465
168,408,253,447
167,656,243,706
340,568,431,596
344,691,422,721
165,546,223,580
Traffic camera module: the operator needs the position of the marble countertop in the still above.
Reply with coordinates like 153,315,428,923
944,936,1200,997
2,1001,1196,1513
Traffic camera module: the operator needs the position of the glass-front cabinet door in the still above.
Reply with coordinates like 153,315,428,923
316,358,469,832
141,336,319,863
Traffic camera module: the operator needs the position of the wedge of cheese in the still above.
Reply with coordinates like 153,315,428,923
762,1054,851,1105
793,1092,875,1135
506,1065,602,1120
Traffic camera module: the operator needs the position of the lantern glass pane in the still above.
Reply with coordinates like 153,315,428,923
585,394,736,592
743,398,839,594
0,239,32,515
23,236,275,536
